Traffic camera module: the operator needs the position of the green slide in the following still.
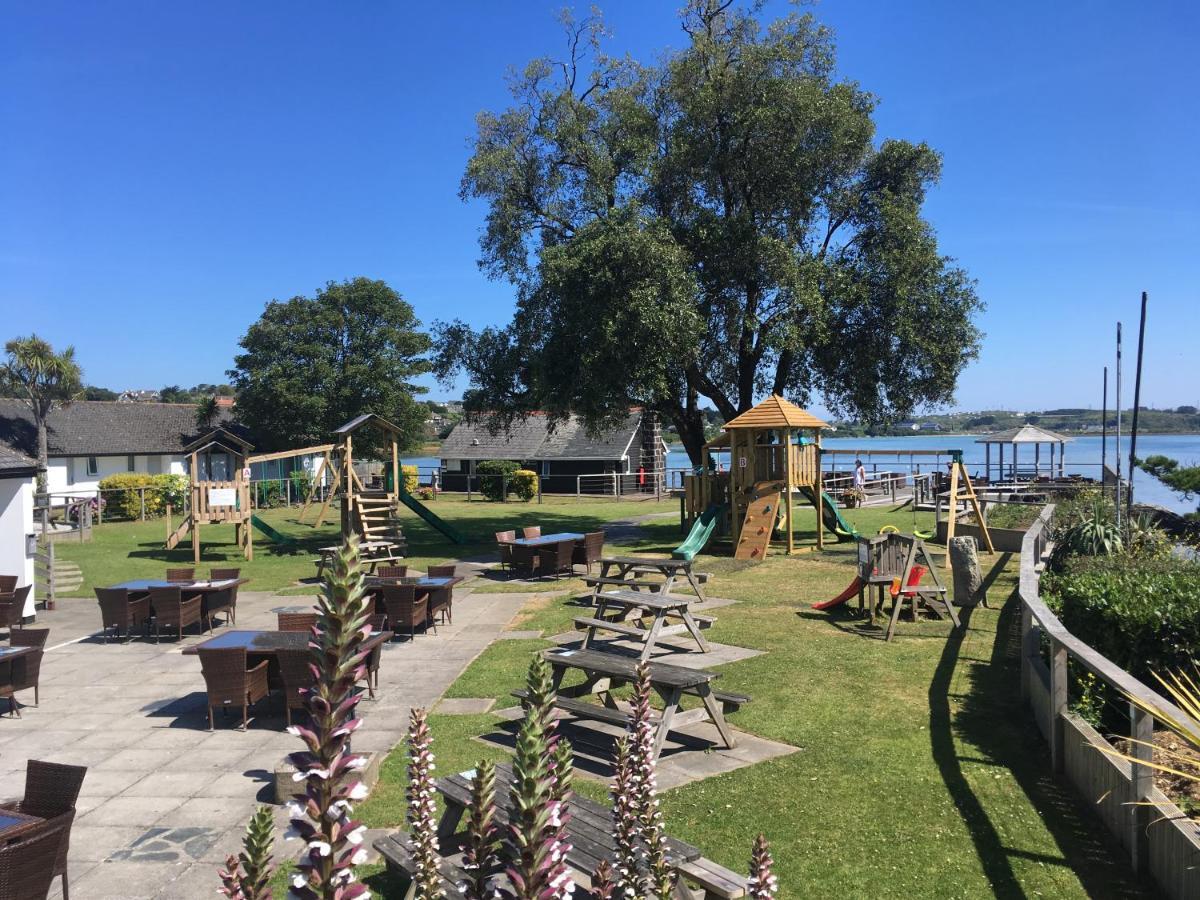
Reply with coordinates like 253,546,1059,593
673,503,726,561
397,490,466,545
799,488,859,542
250,514,297,547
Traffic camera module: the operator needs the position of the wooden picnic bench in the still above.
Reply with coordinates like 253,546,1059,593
374,762,749,899
575,589,713,660
313,541,406,578
518,648,742,761
587,555,711,607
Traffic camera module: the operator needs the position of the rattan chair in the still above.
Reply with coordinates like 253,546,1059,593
0,586,29,632
375,565,407,579
1,759,86,899
165,567,195,583
538,540,575,579
0,812,70,899
198,647,270,730
381,585,431,640
8,629,48,709
510,543,541,578
0,576,16,596
276,647,315,727
521,526,542,539
94,587,151,642
363,614,387,698
278,612,319,633
148,586,208,642
495,531,516,574
426,565,457,624
208,568,241,626
572,531,605,574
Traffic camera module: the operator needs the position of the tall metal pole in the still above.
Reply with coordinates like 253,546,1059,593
1115,322,1123,530
1101,366,1108,476
1127,292,1148,524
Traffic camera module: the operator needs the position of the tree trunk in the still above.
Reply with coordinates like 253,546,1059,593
36,418,49,496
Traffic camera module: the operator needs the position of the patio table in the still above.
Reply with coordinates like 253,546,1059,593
578,590,710,660
501,532,584,547
0,808,43,843
182,629,393,657
107,578,248,625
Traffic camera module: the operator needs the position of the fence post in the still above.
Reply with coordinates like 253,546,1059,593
1129,704,1153,872
1049,638,1068,773
612,473,617,497
96,490,103,525
537,475,543,504
140,487,146,521
576,476,581,498
286,477,292,507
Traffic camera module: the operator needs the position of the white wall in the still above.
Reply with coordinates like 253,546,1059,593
0,476,35,617
44,454,185,501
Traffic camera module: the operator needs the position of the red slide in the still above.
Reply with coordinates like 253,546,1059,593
813,576,863,610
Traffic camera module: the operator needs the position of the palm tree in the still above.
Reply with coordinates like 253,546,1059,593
2,335,83,496
196,396,221,431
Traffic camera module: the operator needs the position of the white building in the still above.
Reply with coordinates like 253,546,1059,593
0,400,235,505
0,442,37,620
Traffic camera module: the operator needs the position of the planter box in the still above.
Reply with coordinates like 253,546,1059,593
273,750,383,805
935,520,1027,553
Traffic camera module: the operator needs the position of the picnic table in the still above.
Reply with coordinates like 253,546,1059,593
375,762,749,899
525,647,742,761
315,541,405,576
576,590,712,660
588,556,710,606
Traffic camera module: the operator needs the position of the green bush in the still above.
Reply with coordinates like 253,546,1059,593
402,464,419,494
476,459,520,502
290,468,313,500
99,473,187,519
254,479,282,508
1044,555,1200,683
512,469,538,502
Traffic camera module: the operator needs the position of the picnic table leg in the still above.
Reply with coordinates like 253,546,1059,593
436,799,466,839
651,687,683,760
681,565,708,604
678,608,710,653
696,684,736,749
639,613,666,662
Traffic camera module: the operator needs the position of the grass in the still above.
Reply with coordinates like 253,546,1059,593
355,501,1149,898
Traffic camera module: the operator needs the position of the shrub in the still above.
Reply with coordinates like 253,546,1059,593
1050,497,1121,569
402,464,419,494
253,479,282,508
512,468,538,502
99,473,187,519
289,468,313,501
476,459,520,502
1044,555,1200,683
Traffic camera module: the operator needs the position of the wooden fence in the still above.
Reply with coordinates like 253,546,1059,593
1019,504,1200,896
33,541,54,610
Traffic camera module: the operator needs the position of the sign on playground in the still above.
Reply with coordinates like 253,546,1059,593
208,487,237,507
738,456,747,468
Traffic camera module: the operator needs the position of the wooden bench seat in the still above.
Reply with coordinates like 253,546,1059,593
515,685,749,718
677,857,750,899
598,589,695,610
573,616,646,638
375,831,468,899
583,576,667,589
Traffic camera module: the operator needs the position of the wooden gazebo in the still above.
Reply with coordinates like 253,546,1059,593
166,428,255,563
976,425,1072,482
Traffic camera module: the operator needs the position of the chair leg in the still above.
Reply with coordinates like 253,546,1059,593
33,685,38,706
242,703,248,731
208,707,215,730
61,871,68,900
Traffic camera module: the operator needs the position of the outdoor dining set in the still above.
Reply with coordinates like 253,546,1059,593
494,526,605,578
0,575,46,720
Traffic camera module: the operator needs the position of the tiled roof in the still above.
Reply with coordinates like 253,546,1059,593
723,395,829,431
0,440,36,476
975,425,1073,444
440,412,643,461
0,400,237,457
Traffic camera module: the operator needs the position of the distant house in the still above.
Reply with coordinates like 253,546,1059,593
118,389,161,403
0,400,238,502
0,441,36,617
439,411,667,493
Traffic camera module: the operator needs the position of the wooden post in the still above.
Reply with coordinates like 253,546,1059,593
785,429,795,555
945,460,960,549
1049,639,1068,773
985,443,990,482
999,444,1004,482
815,445,824,551
190,451,201,564
1129,704,1153,872
391,438,400,499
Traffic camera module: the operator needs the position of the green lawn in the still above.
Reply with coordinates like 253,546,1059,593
355,502,1147,899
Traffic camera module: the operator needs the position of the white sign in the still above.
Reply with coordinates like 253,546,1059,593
738,456,747,468
242,467,252,482
302,457,313,470
208,487,237,507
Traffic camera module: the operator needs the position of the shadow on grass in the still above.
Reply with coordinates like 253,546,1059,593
928,592,1151,898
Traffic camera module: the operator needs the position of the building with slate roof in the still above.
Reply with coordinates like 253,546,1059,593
0,439,37,604
438,411,666,494
0,399,237,500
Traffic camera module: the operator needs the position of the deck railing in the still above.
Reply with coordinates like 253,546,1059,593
1018,504,1200,895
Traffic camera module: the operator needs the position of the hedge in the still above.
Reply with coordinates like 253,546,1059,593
512,469,538,502
475,460,520,502
98,473,188,519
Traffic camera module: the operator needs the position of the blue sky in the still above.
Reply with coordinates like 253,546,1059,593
2,1,1197,414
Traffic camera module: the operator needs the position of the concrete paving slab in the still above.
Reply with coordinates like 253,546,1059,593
496,629,543,640
435,697,496,715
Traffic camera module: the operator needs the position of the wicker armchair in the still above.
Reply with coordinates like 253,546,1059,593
0,576,16,596
94,587,151,642
426,565,457,625
165,567,195,583
0,759,86,899
276,647,315,727
572,531,605,574
0,812,70,900
363,614,387,698
521,526,542,539
0,586,29,631
9,629,48,708
198,647,270,730
148,586,208,642
278,612,319,633
375,565,407,579
510,543,541,578
207,567,241,626
495,531,516,574
382,585,431,640
538,540,575,579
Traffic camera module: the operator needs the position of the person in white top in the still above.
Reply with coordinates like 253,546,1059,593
854,458,867,490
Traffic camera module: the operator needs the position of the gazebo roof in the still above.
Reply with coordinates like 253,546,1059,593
723,395,829,431
975,424,1073,445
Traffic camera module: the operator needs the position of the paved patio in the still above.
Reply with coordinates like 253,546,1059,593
0,576,528,899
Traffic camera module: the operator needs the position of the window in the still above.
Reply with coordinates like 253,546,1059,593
86,456,99,476
127,454,136,472
541,461,551,476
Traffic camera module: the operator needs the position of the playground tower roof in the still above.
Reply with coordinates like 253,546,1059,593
722,395,829,431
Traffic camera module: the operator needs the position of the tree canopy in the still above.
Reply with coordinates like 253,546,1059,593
2,334,84,490
435,0,983,463
230,278,431,453
1139,454,1200,517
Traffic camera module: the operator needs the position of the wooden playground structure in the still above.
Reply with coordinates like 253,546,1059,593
681,396,995,562
854,531,958,641
166,428,255,564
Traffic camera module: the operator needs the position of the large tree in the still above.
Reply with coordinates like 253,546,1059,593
1,335,83,493
435,1,983,463
230,277,431,453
